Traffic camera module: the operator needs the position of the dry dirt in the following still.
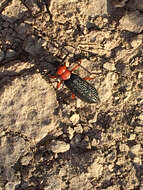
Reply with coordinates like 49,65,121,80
0,0,143,190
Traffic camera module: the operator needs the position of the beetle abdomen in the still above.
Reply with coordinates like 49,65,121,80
64,74,100,103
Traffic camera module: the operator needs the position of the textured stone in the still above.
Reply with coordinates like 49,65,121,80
50,140,70,153
119,11,143,33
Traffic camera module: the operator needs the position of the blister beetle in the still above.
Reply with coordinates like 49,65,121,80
49,62,100,103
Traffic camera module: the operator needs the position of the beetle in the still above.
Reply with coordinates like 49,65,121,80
49,62,100,103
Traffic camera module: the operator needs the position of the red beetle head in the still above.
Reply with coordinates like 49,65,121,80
57,66,66,76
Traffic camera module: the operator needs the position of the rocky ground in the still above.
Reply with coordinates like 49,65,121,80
0,0,143,190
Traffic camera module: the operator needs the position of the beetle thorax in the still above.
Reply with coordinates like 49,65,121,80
57,66,71,80
60,70,71,80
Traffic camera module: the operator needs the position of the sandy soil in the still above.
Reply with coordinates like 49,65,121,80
0,0,143,190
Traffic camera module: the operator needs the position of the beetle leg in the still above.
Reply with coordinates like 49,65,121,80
48,74,57,79
71,93,76,99
83,76,95,80
57,81,63,88
70,60,81,72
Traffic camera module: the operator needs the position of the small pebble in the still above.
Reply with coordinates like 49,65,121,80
67,127,74,139
130,144,142,155
128,134,136,140
70,113,80,125
74,124,83,133
103,62,116,71
119,143,129,152
50,140,70,153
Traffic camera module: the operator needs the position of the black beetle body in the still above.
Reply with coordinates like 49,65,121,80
64,74,100,103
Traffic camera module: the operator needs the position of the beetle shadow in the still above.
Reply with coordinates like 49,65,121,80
0,11,62,86
107,0,126,21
